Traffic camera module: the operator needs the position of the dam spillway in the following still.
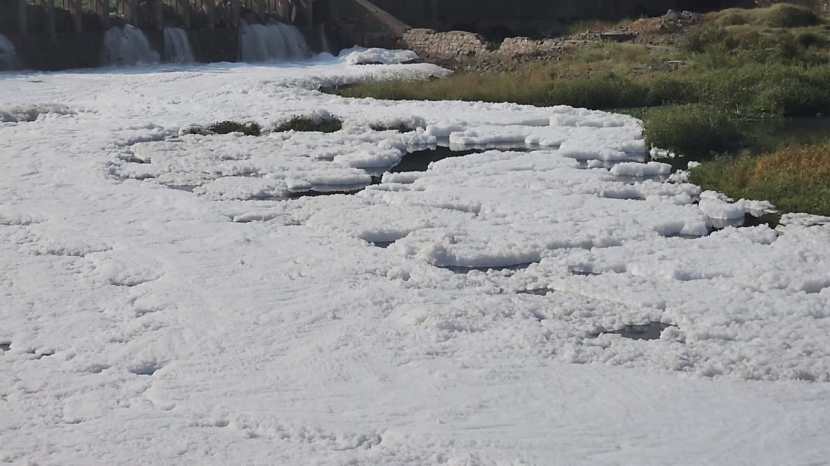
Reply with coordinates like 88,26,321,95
0,34,17,71
163,27,196,64
103,25,161,66
239,22,310,63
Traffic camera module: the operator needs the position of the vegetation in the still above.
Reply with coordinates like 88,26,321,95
339,58,830,119
644,105,742,156
691,143,830,216
273,114,343,133
708,3,820,28
339,3,830,114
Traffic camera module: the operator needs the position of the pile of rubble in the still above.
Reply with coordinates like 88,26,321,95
630,9,704,34
401,28,582,71
399,9,705,71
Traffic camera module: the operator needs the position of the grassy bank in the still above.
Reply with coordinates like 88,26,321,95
335,4,830,215
691,143,830,216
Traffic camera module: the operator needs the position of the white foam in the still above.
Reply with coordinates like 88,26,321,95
340,47,419,65
2,58,829,466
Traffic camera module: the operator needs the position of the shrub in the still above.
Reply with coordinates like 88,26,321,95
752,76,830,116
762,3,820,28
547,74,648,109
682,25,730,53
797,30,828,48
645,76,699,106
644,105,742,157
715,10,750,26
691,143,830,215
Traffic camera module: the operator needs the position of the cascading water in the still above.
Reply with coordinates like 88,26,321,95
0,34,17,71
163,27,195,64
103,25,160,66
318,25,331,55
239,21,310,62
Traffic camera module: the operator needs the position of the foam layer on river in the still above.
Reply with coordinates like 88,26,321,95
1,58,829,465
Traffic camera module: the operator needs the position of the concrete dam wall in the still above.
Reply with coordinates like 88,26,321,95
0,0,315,70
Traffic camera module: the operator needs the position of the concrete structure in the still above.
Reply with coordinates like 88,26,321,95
0,0,307,69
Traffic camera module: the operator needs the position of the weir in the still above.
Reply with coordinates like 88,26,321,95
239,21,309,62
163,26,195,63
103,25,160,66
0,33,17,70
0,0,318,70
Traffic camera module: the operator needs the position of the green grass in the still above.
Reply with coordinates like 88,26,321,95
340,63,830,118
644,105,742,157
709,4,821,28
691,143,830,215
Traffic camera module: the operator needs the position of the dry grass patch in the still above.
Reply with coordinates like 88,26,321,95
691,143,830,215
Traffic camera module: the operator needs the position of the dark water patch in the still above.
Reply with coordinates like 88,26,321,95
516,287,555,296
287,188,364,199
390,147,483,173
593,322,676,341
568,265,602,276
706,212,779,232
120,154,152,164
600,189,645,201
659,230,709,239
0,342,10,352
129,361,163,376
370,122,419,133
163,184,198,193
743,212,781,229
389,145,531,174
26,348,55,359
370,240,397,248
440,262,538,274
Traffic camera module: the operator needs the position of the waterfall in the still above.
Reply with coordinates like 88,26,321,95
103,25,160,66
239,21,310,63
163,27,195,64
0,34,17,71
318,25,331,54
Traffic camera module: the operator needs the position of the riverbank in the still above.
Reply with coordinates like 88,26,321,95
337,3,830,215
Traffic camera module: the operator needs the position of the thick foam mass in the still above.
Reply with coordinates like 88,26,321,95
1,57,829,466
